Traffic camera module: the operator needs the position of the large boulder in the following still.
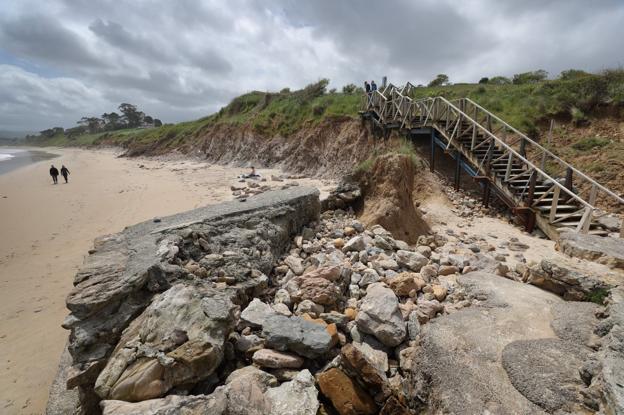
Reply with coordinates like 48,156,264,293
527,259,614,301
557,231,624,269
405,272,597,414
355,283,406,347
94,284,237,401
262,314,333,358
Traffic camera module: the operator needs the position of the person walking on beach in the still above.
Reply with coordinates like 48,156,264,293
60,165,70,183
49,165,59,184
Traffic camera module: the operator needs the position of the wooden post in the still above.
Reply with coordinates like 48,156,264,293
564,167,573,191
504,153,513,182
483,180,491,207
526,210,536,233
430,129,435,172
519,138,526,158
589,184,597,206
455,151,461,191
549,186,561,223
527,171,537,206
471,124,477,150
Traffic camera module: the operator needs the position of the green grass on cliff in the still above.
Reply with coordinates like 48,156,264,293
27,70,624,148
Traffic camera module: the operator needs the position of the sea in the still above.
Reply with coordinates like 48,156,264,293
0,148,59,175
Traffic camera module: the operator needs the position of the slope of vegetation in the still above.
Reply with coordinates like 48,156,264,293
26,71,624,183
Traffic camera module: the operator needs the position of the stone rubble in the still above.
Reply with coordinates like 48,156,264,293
50,184,624,415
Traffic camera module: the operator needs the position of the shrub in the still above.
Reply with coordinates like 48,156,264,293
342,83,357,94
428,74,449,87
559,69,590,81
571,136,610,151
478,77,489,84
489,76,512,85
512,70,548,84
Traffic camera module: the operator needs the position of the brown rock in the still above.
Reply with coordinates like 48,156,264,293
317,368,378,415
301,265,342,282
334,238,346,249
345,308,358,320
432,284,447,301
388,272,417,297
344,226,357,236
438,265,459,276
294,277,341,305
340,344,390,398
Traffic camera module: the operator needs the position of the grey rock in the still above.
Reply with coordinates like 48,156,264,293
558,231,624,269
356,283,406,347
94,284,237,401
407,311,421,340
396,250,428,272
295,300,323,317
241,299,276,329
527,259,613,301
343,236,366,252
502,338,589,413
262,314,333,358
406,272,594,414
285,255,305,275
358,268,381,287
265,370,319,415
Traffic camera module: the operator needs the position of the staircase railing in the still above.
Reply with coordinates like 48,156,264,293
360,84,624,234
456,98,624,215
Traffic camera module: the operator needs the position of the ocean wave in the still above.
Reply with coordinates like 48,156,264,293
0,154,15,162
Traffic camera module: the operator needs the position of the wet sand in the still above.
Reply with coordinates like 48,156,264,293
0,147,332,414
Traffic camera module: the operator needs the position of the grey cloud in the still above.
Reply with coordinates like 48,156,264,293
0,14,102,69
1,0,624,131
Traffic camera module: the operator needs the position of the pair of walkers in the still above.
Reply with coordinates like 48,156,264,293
49,165,70,184
364,80,377,94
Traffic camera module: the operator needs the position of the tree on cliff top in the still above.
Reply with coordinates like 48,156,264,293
428,74,449,87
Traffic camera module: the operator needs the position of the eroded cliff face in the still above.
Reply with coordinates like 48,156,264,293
123,118,379,179
356,153,431,244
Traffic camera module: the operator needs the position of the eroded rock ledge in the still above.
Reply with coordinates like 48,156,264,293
56,187,320,414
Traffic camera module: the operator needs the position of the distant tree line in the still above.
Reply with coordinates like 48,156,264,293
39,103,162,138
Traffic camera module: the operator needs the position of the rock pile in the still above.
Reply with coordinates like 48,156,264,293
231,176,302,200
49,183,624,415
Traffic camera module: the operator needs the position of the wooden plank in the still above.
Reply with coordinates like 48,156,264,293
549,186,561,223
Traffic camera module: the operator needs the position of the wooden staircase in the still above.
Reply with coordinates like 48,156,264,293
360,83,624,240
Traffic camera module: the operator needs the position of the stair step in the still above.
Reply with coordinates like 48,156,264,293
536,204,579,211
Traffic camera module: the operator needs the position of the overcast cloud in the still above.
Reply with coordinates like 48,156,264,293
0,0,623,131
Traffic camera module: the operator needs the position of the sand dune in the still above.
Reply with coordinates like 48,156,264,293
0,147,331,414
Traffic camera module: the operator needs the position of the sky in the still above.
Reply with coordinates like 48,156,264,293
1,0,623,132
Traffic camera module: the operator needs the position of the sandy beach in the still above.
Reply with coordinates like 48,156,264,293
0,147,332,414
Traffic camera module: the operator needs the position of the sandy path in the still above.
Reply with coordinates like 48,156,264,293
0,148,332,414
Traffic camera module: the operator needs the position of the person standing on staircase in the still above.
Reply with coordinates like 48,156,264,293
365,81,370,94
371,80,377,92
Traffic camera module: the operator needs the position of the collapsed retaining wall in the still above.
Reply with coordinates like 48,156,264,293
47,187,320,414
